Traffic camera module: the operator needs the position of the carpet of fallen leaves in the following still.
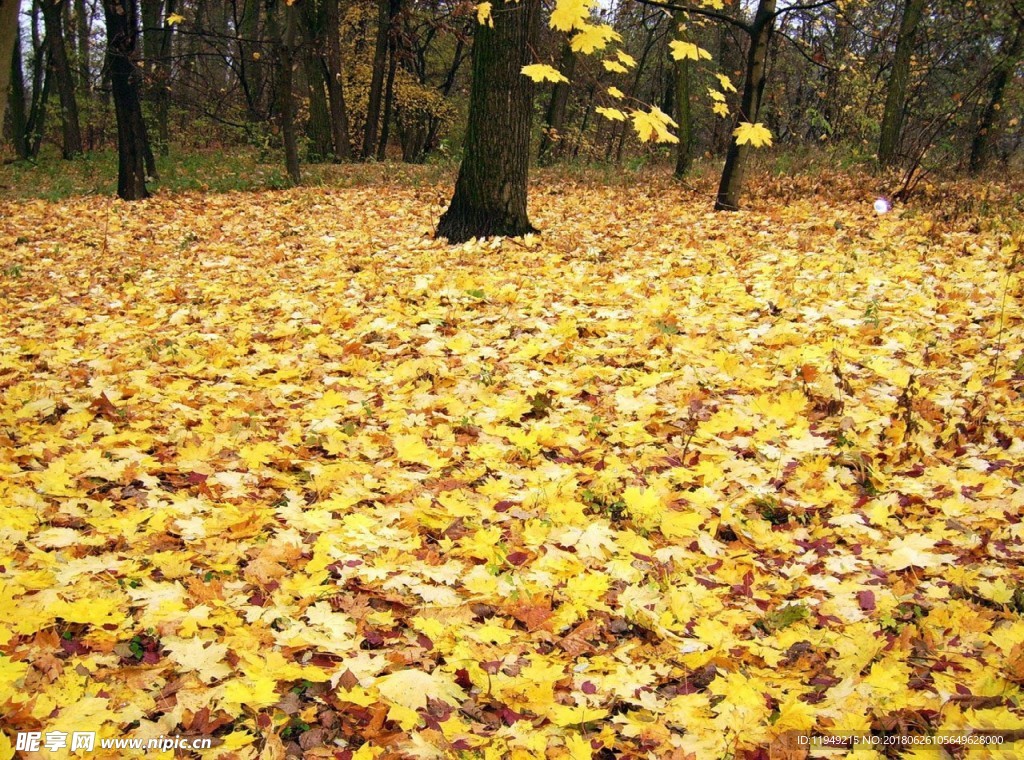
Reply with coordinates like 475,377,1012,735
1,173,1023,760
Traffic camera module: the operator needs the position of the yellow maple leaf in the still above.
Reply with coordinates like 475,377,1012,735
616,49,637,68
546,703,609,727
570,22,620,54
166,12,185,24
630,107,679,143
522,64,569,84
602,59,627,74
596,106,626,122
715,72,737,92
607,86,624,99
670,40,712,61
550,0,592,31
376,669,466,710
475,1,493,26
221,673,280,711
713,101,730,117
733,121,773,147
393,433,445,467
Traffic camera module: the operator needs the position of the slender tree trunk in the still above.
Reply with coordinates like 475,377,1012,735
376,0,400,161
42,0,83,157
104,0,152,199
305,50,333,161
715,0,775,211
877,0,925,167
74,0,89,88
538,41,575,164
323,0,350,160
361,0,389,157
8,33,30,158
673,14,693,178
969,21,1023,174
268,0,300,183
140,0,174,153
436,0,540,243
0,0,18,132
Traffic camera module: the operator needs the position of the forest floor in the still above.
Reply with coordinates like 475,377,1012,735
1,168,1023,758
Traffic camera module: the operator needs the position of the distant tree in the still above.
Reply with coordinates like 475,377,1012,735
41,0,83,157
877,0,925,167
436,0,540,243
0,0,19,131
970,8,1024,173
103,0,155,199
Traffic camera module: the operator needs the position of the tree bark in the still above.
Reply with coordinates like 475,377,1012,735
0,0,18,132
715,0,775,211
877,0,925,168
673,23,693,178
74,0,89,89
103,0,153,199
42,0,84,157
323,0,351,160
436,0,540,243
361,0,390,158
8,32,30,158
969,20,1023,174
538,41,575,164
268,0,300,184
376,0,400,161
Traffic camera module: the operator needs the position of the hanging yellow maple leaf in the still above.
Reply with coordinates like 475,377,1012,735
630,107,679,143
570,22,621,54
475,1,493,27
550,0,593,31
596,106,627,122
733,121,774,147
670,40,712,61
521,64,569,84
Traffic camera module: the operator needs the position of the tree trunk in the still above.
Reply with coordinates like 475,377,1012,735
969,20,1023,174
715,0,775,211
362,0,389,158
305,49,333,160
0,0,18,132
104,0,152,199
877,0,925,168
673,16,693,178
42,0,84,157
323,0,350,160
140,0,173,154
436,0,539,243
538,41,575,164
268,0,300,184
8,33,30,158
74,0,90,89
376,1,400,161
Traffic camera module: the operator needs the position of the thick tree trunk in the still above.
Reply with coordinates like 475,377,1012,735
673,34,693,178
104,0,153,199
969,21,1023,174
8,33,30,158
305,50,333,160
361,0,389,158
376,6,399,161
436,0,539,243
323,0,350,160
715,0,775,211
74,0,89,88
140,0,173,154
42,0,84,157
268,0,300,184
877,0,925,168
538,41,575,164
0,0,18,132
